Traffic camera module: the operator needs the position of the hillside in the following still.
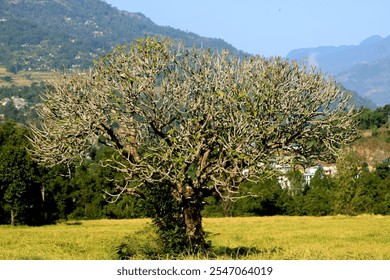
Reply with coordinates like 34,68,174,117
0,0,245,73
287,35,390,107
0,0,378,110
352,131,390,169
336,57,390,107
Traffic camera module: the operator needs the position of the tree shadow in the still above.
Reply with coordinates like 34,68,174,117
210,246,284,259
114,228,284,260
65,221,82,226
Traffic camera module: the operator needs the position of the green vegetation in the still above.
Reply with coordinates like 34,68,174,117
357,104,390,130
0,82,44,123
2,119,387,227
0,0,244,73
1,216,390,260
204,157,390,217
0,121,148,225
0,122,45,225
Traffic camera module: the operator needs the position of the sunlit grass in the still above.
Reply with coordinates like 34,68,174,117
205,215,390,259
1,216,390,260
0,219,148,260
0,67,56,86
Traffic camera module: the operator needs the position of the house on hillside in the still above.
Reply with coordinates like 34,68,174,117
11,97,27,110
243,161,337,189
303,164,337,185
1,97,28,109
323,165,337,176
303,166,320,185
1,97,11,106
273,163,292,189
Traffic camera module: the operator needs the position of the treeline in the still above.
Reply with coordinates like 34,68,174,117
0,121,145,225
0,121,389,225
357,104,390,130
206,157,390,217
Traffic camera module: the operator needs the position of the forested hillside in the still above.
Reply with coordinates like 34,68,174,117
0,0,244,73
0,0,380,109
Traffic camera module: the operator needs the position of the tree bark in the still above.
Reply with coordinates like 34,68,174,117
10,208,15,226
182,200,207,252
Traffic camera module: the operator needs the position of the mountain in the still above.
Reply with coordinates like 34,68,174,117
346,90,377,110
0,0,245,73
287,35,390,107
0,0,377,109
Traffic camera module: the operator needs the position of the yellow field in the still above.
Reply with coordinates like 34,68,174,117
0,216,390,260
0,67,56,86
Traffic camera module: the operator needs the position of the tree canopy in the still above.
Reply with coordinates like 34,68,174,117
0,121,44,225
29,37,358,253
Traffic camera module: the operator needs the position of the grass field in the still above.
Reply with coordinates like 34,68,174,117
1,215,390,260
0,67,55,87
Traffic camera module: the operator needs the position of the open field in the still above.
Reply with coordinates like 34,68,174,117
0,67,56,87
1,216,390,260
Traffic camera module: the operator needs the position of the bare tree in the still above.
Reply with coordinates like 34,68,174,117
29,37,357,252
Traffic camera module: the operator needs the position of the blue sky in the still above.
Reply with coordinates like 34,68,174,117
105,0,390,57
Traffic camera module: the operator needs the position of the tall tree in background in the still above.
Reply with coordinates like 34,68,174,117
29,37,357,253
0,122,42,225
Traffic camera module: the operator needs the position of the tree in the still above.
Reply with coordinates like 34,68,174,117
375,162,390,179
356,106,390,130
333,152,361,215
354,169,385,214
29,37,357,253
0,122,43,225
232,177,286,216
0,145,35,225
302,168,335,216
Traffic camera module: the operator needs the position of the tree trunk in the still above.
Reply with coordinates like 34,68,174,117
41,185,45,202
182,200,207,252
10,208,15,226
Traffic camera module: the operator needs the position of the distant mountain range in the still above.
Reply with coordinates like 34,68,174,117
287,35,390,107
0,0,384,109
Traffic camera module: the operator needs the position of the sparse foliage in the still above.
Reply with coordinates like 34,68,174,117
29,37,357,253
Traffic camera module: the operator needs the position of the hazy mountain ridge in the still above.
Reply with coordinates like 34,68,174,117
287,35,390,106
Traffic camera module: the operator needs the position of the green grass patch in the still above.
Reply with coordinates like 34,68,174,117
0,216,390,260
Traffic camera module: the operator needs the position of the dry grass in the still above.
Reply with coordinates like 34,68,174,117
205,215,390,259
0,67,56,87
352,128,390,168
0,216,390,260
0,219,148,260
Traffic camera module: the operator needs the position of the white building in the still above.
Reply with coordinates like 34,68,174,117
303,166,320,185
303,164,337,185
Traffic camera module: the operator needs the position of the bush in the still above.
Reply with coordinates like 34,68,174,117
143,182,191,255
115,225,163,260
302,169,335,216
230,178,287,217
